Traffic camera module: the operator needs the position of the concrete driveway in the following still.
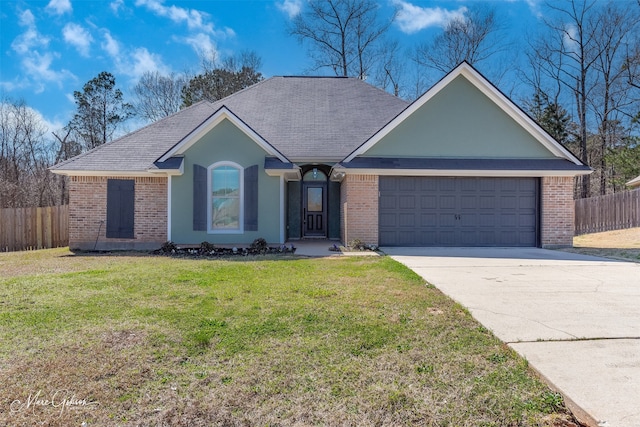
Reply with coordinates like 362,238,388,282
384,247,640,427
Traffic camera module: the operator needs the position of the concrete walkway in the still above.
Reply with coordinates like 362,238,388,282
291,240,380,257
384,247,640,427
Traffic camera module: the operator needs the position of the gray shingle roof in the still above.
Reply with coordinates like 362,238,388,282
207,77,409,162
51,101,216,172
51,77,409,173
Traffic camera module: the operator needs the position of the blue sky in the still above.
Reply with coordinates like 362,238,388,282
0,0,544,134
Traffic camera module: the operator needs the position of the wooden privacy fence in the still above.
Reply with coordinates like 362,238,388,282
0,205,69,252
575,189,640,235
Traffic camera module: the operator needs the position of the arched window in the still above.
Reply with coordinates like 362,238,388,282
302,168,327,181
209,161,243,233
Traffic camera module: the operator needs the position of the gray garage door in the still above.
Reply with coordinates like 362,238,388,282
379,177,539,247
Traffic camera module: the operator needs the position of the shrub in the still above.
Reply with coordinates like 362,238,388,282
250,238,268,253
159,241,177,253
199,241,216,254
348,239,366,250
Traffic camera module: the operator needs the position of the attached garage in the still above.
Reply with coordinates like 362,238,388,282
379,176,539,247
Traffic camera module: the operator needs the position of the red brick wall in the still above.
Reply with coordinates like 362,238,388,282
69,176,167,250
340,174,379,245
541,176,575,248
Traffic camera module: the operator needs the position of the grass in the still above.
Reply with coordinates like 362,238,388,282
0,248,577,426
565,227,640,262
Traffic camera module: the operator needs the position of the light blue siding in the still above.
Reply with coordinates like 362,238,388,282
171,118,282,244
364,76,556,159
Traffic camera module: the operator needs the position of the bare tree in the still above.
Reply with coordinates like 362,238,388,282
589,2,640,194
51,128,80,205
528,0,640,197
415,5,504,74
132,71,187,123
290,0,393,79
529,0,600,198
373,39,404,97
0,98,61,208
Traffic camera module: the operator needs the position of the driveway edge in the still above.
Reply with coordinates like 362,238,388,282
515,351,598,427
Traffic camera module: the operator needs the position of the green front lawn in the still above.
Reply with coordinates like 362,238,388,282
0,249,575,426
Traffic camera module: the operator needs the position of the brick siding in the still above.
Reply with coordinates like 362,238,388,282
69,176,167,250
340,174,379,245
541,176,575,248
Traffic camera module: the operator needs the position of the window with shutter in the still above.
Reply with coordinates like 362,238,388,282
106,179,135,239
192,162,260,234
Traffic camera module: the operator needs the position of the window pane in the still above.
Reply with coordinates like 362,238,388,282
212,166,239,197
303,169,327,181
211,165,241,230
212,197,240,229
307,187,323,212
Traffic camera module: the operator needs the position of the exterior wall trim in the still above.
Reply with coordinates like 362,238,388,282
280,176,285,243
167,175,172,242
51,170,165,177
333,168,590,177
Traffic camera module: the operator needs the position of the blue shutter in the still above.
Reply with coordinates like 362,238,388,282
193,164,207,231
106,179,134,239
244,165,258,231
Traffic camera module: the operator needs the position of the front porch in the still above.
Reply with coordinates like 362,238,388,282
286,165,341,241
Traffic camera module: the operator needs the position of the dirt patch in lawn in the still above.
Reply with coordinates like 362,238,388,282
565,227,640,262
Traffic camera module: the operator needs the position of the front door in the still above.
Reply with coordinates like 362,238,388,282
303,182,327,237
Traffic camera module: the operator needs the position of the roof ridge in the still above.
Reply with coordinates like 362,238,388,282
208,76,275,105
280,75,350,79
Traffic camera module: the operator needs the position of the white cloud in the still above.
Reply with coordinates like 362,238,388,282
18,8,35,26
46,0,72,15
504,0,543,19
135,0,213,32
33,106,66,133
128,47,170,78
100,31,169,80
22,51,75,91
62,23,93,57
101,31,120,57
0,78,29,93
8,9,73,91
524,0,543,18
0,102,65,134
277,0,302,19
11,10,50,55
393,0,467,34
8,10,69,95
110,0,124,14
177,32,218,57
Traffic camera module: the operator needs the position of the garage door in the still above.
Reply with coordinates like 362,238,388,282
379,177,538,247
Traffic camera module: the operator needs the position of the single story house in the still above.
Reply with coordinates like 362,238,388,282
51,62,591,250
